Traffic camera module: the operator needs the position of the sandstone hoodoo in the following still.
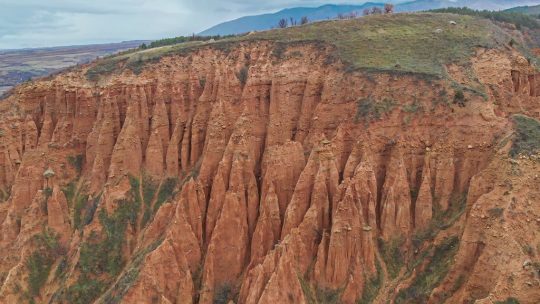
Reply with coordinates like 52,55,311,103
0,13,539,304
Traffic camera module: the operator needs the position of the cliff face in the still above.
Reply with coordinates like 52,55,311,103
0,30,539,304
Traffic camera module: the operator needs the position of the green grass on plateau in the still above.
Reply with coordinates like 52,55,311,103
87,13,511,80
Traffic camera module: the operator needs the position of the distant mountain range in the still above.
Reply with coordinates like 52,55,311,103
505,4,540,15
200,0,540,36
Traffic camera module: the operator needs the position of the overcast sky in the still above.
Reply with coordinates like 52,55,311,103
0,0,412,49
2,0,536,49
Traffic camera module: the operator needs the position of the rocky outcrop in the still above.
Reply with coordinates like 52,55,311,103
433,150,456,211
46,186,71,243
121,240,195,304
249,183,281,267
379,145,413,240
414,153,433,231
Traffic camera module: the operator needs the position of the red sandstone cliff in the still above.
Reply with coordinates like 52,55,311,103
0,18,539,304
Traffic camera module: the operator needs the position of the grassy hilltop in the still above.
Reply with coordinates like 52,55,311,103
87,13,513,80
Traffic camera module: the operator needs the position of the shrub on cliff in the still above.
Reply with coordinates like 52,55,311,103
26,229,64,297
27,252,53,297
453,89,465,106
395,236,460,303
511,114,540,157
154,177,178,213
67,155,84,175
359,260,383,303
214,284,232,304
236,66,249,86
67,176,142,303
0,189,9,202
495,298,521,304
378,237,405,279
64,278,105,304
356,97,397,123
62,182,90,230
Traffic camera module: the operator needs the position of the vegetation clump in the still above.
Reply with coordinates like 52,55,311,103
0,188,9,202
413,193,467,249
65,277,106,304
100,239,164,304
140,176,178,227
43,187,53,200
402,98,425,124
488,207,504,218
236,66,249,86
314,287,341,304
453,89,466,106
431,88,449,109
214,283,232,304
62,182,91,230
297,274,342,304
61,182,77,206
356,97,397,123
510,114,540,158
378,237,405,279
395,236,460,303
154,177,178,213
26,229,64,297
141,175,157,227
495,297,521,304
26,253,52,296
67,155,84,175
522,244,534,256
402,98,424,113
298,274,316,304
358,260,383,304
142,175,158,207
271,42,287,59
85,57,126,81
65,176,141,304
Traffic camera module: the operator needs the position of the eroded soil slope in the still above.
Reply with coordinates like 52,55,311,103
0,13,539,304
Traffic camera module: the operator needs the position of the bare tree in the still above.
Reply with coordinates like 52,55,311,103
384,3,395,14
371,6,383,15
363,8,371,16
278,18,288,28
300,16,309,25
289,17,297,26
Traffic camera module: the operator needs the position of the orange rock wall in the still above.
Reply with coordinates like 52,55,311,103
0,42,538,304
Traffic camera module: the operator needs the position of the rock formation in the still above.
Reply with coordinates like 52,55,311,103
0,15,538,304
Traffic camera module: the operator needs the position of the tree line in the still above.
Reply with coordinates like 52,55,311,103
277,3,394,28
139,34,239,50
